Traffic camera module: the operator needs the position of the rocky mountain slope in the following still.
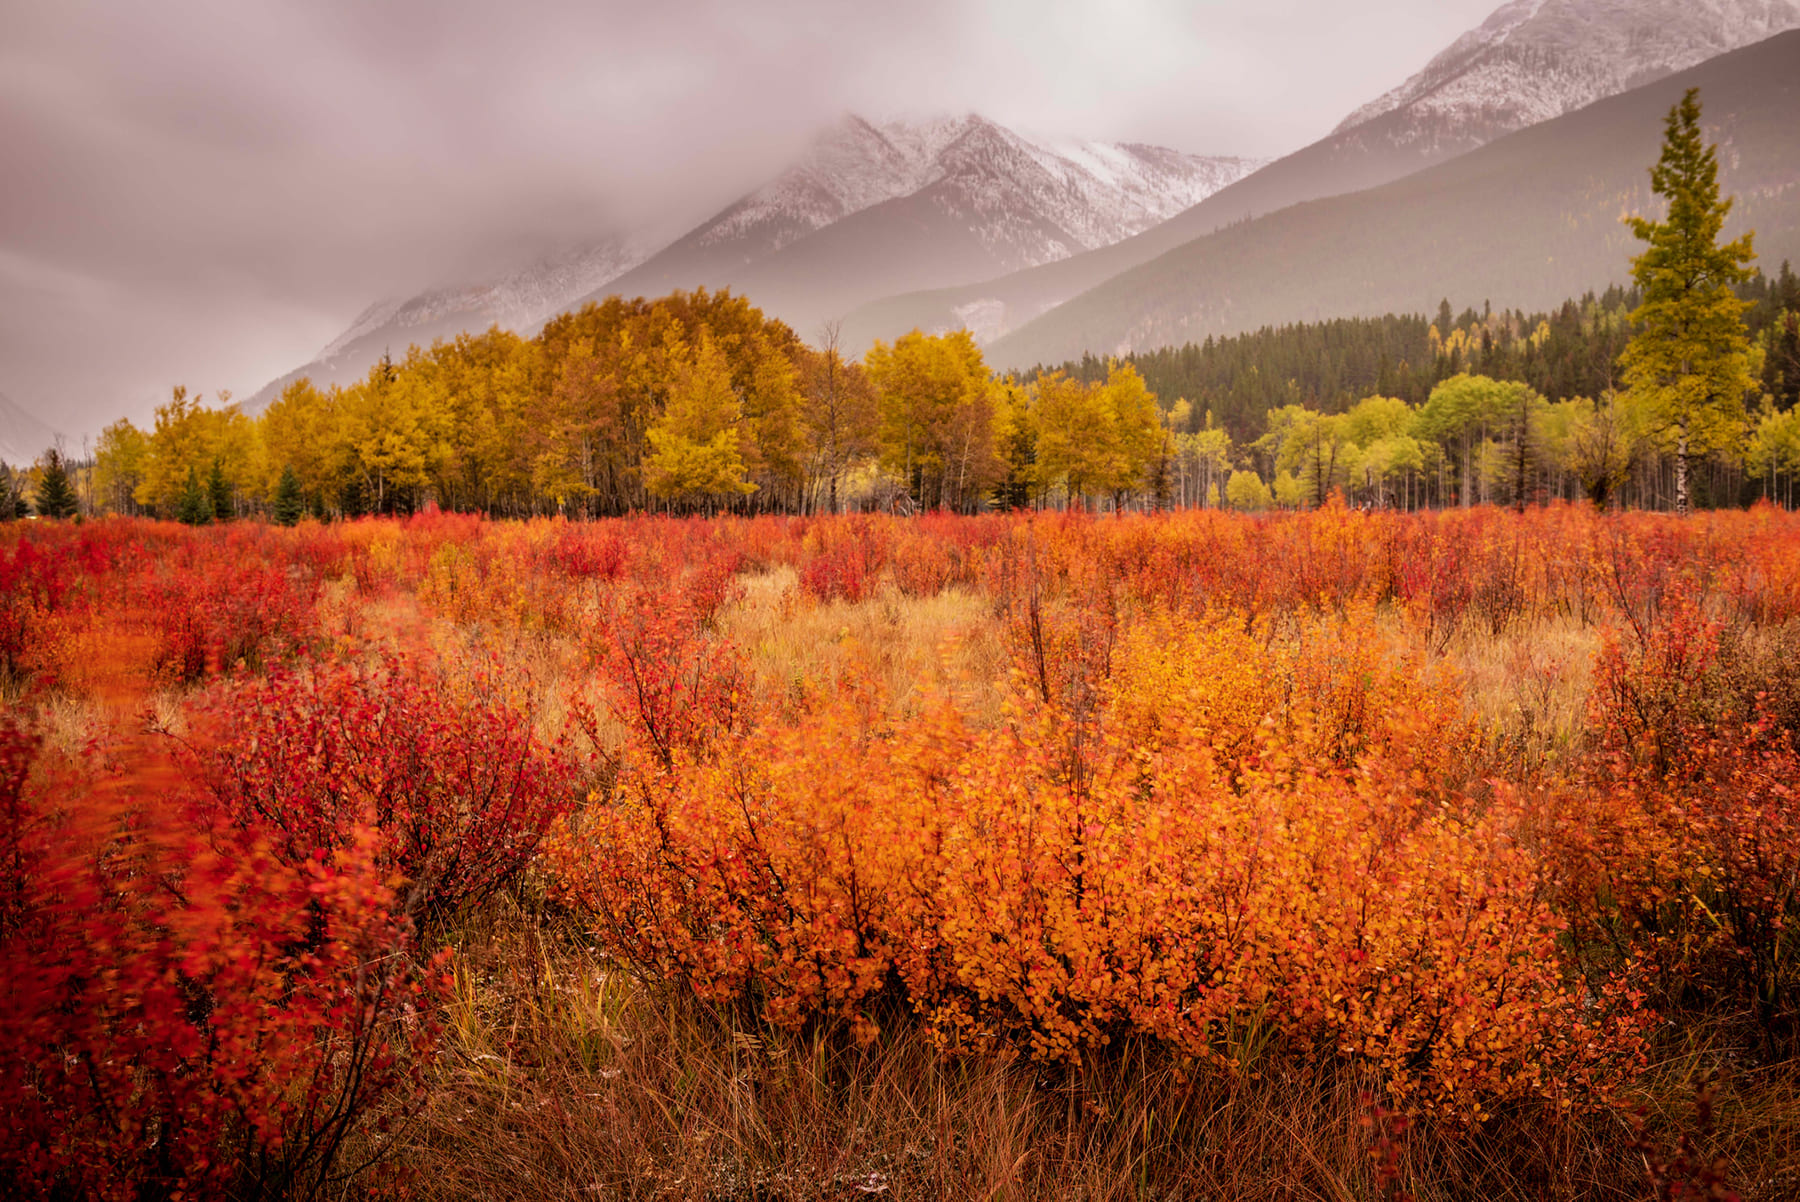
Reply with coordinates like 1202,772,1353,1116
984,31,1800,370
0,389,58,468
573,114,1260,337
250,116,1255,410
1336,0,1800,152
244,235,646,412
840,0,1800,352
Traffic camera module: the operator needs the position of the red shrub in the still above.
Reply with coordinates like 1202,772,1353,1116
0,717,448,1201
200,657,577,924
584,583,749,772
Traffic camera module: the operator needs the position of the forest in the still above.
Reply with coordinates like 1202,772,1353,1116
4,266,1797,526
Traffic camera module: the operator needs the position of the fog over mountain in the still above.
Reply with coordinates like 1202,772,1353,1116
247,113,1261,410
0,0,1504,442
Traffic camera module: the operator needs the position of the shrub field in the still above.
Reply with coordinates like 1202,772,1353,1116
5,502,1800,1199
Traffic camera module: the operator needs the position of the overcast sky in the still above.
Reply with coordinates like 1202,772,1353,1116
0,0,1502,444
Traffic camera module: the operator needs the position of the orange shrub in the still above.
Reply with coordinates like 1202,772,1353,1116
546,655,1647,1121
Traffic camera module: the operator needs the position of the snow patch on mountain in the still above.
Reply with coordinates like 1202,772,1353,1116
695,113,1264,271
315,237,648,362
1334,0,1800,148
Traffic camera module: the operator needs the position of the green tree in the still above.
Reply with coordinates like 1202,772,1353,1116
1618,87,1756,515
1561,393,1641,509
176,466,210,526
271,464,305,526
1746,400,1800,506
206,457,232,522
1225,469,1273,511
1272,408,1354,507
33,448,79,519
1414,375,1515,507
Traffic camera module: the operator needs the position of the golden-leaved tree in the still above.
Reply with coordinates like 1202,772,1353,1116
642,329,756,510
867,329,1001,512
134,388,260,517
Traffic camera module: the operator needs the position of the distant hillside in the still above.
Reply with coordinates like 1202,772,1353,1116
985,31,1800,371
839,0,1800,353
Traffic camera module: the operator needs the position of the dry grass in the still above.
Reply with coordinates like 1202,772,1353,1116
1449,616,1604,779
386,572,1800,1201
722,568,1009,724
405,900,1800,1201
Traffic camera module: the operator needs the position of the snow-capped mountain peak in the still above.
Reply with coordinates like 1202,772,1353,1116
689,112,1262,268
259,113,1261,409
1332,0,1800,150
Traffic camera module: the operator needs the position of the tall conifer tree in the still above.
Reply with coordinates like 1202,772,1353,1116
1619,88,1755,516
33,448,79,519
206,457,232,522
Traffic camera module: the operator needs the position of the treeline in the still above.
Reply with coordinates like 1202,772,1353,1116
68,289,1172,521
1050,265,1800,446
5,271,1795,524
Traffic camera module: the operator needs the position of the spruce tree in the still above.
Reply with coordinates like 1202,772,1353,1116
176,466,210,526
1618,87,1756,515
206,458,232,522
339,472,369,520
33,449,79,519
272,465,304,526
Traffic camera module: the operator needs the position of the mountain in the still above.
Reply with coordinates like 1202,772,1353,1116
0,389,58,468
572,114,1261,340
982,31,1800,370
244,235,647,412
249,115,1255,411
839,0,1800,352
1335,0,1800,151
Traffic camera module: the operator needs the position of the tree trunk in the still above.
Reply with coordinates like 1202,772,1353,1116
1675,419,1690,517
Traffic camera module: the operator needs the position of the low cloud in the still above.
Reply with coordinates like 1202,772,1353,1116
0,0,1497,440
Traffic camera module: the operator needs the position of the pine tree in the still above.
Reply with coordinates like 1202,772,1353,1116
339,471,369,520
176,466,210,525
272,464,304,526
1618,87,1756,516
206,457,232,522
33,448,79,519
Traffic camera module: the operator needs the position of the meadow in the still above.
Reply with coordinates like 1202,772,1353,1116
4,502,1800,1200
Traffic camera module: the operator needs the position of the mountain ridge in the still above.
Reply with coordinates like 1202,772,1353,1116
0,388,59,468
838,0,1800,353
982,30,1800,370
249,116,1257,411
570,113,1260,336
